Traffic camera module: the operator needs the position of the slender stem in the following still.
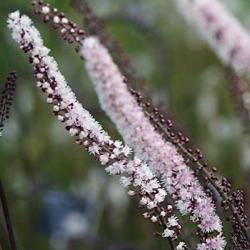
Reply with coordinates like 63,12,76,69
227,67,250,132
149,194,175,250
167,238,175,250
0,178,17,250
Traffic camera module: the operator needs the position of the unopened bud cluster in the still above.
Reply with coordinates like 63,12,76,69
0,71,17,136
32,0,85,54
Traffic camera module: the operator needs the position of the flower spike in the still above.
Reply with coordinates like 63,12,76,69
175,0,250,73
82,36,226,249
7,11,183,247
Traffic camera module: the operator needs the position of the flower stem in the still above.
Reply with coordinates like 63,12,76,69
0,178,17,250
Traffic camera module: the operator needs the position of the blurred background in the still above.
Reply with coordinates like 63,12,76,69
0,0,250,249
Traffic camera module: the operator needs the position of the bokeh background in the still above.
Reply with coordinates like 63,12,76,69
0,0,250,249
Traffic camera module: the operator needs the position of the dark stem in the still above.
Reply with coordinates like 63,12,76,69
167,238,175,250
0,179,17,250
227,67,250,132
150,196,175,250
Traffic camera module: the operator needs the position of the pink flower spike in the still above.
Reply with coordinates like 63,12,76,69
175,0,250,73
82,36,225,248
8,11,182,243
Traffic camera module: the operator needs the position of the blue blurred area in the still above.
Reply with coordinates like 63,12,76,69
40,190,90,249
41,190,89,234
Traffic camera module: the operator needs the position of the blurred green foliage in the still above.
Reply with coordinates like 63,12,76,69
0,0,250,249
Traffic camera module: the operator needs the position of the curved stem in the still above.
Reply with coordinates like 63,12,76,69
0,178,17,250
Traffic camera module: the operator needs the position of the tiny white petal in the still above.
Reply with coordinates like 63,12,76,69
42,6,50,14
53,16,60,23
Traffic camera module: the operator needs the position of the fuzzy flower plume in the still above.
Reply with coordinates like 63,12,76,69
7,11,183,240
82,37,226,249
175,0,250,73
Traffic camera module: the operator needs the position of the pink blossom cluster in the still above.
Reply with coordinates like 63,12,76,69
7,11,186,244
82,37,226,249
175,0,250,73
